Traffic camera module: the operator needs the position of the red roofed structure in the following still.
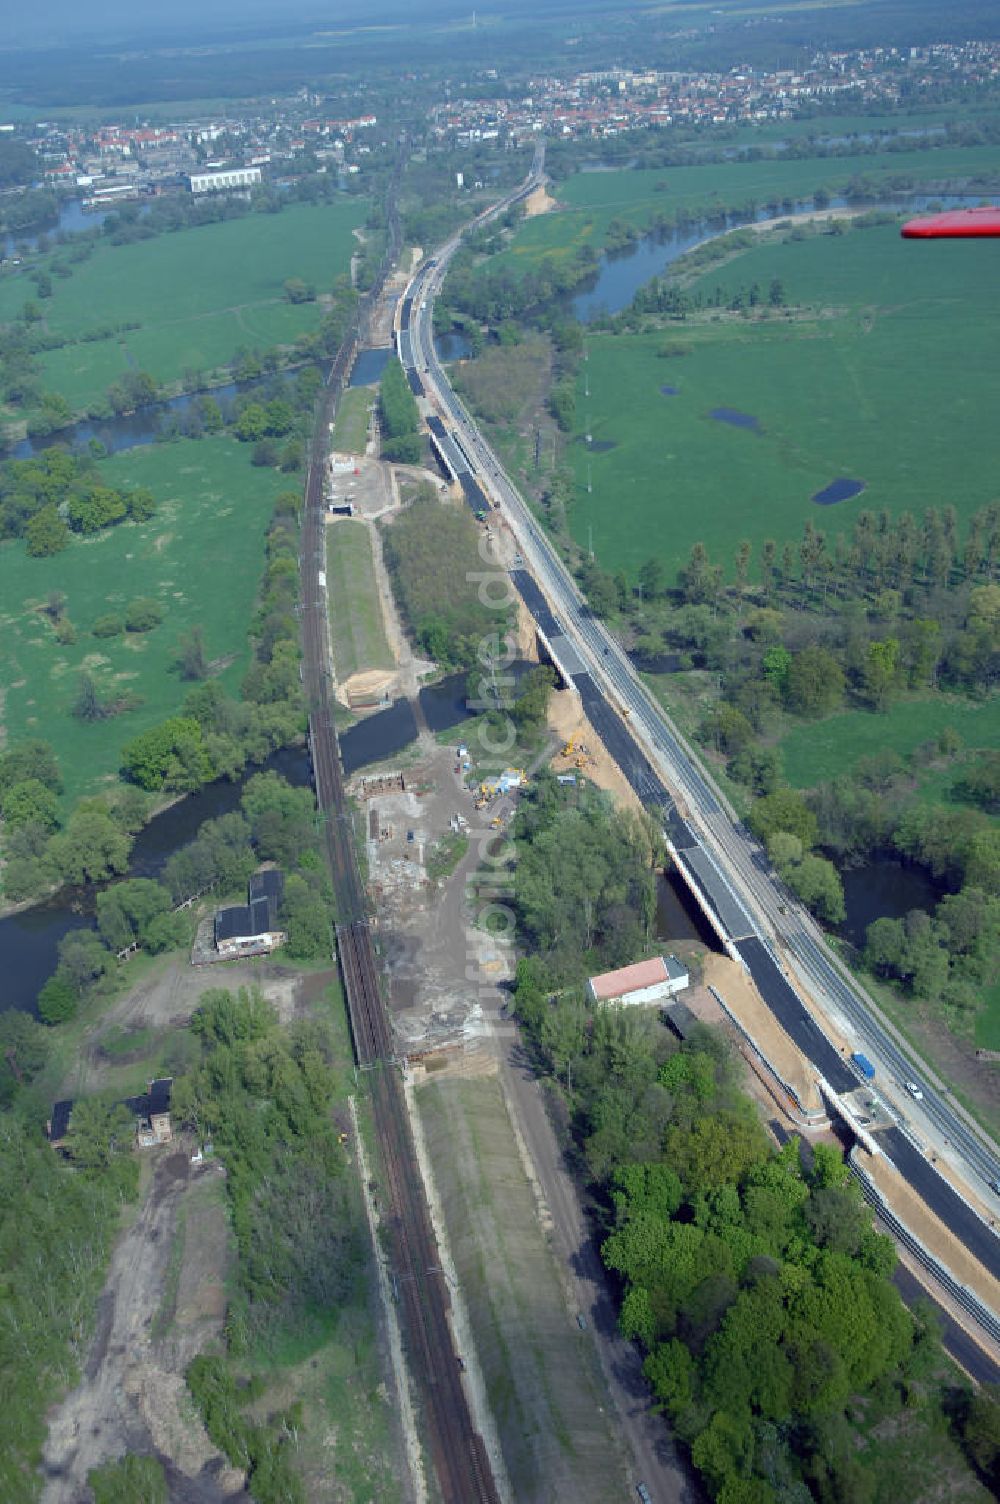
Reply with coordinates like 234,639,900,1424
587,954,689,1007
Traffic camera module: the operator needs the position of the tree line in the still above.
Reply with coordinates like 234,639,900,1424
377,355,421,463
0,1036,141,1500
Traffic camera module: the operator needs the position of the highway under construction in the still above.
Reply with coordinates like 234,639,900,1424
395,145,1000,1371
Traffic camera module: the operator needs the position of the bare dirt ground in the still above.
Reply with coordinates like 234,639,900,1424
41,1151,244,1504
701,952,823,1117
522,185,557,217
366,734,507,1052
369,721,697,1500
546,687,642,812
63,954,305,1099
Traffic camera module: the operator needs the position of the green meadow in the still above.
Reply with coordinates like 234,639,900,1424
325,520,393,682
331,385,373,455
0,438,289,803
0,200,365,407
779,696,1000,790
567,224,1000,583
495,141,1000,273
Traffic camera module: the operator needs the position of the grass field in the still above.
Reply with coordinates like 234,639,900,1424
332,386,372,455
779,695,1000,789
0,437,289,803
495,141,1000,274
325,521,393,683
566,224,1000,583
0,200,365,407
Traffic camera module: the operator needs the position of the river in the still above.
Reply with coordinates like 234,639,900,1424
570,191,988,323
2,195,144,258
0,662,537,1013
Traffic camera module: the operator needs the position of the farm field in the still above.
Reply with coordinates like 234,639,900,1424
0,437,289,803
779,695,1000,789
495,141,1000,273
566,224,1000,583
1,200,366,407
325,520,394,682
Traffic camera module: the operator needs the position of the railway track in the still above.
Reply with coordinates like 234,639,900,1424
297,172,500,1504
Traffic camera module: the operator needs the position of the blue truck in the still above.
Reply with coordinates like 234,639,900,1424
851,1051,876,1082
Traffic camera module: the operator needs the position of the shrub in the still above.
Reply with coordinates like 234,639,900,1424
124,597,163,633
92,614,124,638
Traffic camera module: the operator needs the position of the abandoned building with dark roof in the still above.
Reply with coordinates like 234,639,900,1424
47,1078,174,1151
214,868,286,958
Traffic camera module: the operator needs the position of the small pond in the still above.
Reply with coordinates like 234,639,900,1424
710,407,761,432
813,478,865,506
434,331,473,362
839,856,944,949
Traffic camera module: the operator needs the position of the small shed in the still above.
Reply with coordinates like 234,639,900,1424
587,953,690,1008
662,1000,698,1041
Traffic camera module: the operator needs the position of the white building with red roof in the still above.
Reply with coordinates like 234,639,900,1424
587,954,689,1008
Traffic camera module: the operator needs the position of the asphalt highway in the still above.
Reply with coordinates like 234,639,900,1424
400,148,1000,1320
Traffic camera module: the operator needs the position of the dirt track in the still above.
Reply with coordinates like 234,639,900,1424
41,1151,244,1503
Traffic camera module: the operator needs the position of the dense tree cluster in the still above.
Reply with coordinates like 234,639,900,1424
381,487,505,668
444,241,600,327
0,1106,139,1500
513,773,663,978
377,356,421,463
509,777,987,1500
173,988,361,1501
0,448,155,553
601,1044,936,1504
